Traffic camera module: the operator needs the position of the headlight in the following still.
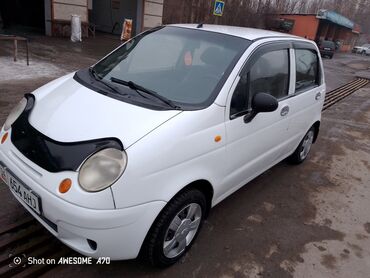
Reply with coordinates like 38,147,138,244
78,148,127,192
3,98,27,131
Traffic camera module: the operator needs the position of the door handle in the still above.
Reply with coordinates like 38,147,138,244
315,92,322,100
280,106,289,116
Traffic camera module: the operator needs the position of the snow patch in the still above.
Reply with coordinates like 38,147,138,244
0,57,67,82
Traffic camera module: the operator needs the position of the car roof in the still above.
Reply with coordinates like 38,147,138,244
169,24,301,41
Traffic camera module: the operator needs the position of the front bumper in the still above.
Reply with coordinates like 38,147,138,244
0,129,166,260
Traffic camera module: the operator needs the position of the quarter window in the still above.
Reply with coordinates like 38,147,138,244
230,49,289,117
295,49,319,92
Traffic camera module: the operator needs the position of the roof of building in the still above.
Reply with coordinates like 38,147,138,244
276,10,355,30
317,10,354,29
170,24,299,41
275,13,317,16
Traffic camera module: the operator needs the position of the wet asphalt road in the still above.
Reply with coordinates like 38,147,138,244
0,34,369,277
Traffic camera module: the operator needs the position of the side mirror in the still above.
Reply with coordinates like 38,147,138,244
252,93,278,113
244,93,278,123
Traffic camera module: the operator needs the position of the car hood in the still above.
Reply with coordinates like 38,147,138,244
28,73,182,148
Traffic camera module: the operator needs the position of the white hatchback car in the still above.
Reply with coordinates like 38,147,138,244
0,24,325,266
352,44,370,55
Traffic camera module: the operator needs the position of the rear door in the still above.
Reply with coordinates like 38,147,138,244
284,42,325,152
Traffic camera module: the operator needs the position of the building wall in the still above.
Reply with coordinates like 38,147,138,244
49,0,89,37
276,14,358,52
143,0,163,30
91,0,138,35
52,0,88,22
317,20,358,52
90,0,163,35
279,15,319,40
44,0,163,37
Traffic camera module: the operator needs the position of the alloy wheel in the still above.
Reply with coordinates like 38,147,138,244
299,130,314,160
163,203,202,258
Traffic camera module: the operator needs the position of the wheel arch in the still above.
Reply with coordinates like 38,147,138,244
179,179,214,217
158,179,214,219
138,179,214,260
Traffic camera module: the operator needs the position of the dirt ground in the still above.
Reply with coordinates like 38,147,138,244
0,33,369,278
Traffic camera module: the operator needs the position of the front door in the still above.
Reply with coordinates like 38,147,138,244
220,42,294,197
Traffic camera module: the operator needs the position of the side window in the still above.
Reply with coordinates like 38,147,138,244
230,49,289,117
295,49,319,92
249,50,289,100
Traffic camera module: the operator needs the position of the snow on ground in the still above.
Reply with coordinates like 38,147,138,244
0,57,68,83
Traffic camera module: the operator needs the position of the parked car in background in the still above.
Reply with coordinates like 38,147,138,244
318,40,335,59
352,44,370,55
0,24,325,266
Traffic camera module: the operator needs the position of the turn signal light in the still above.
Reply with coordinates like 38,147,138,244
59,178,72,193
214,135,222,142
1,132,8,144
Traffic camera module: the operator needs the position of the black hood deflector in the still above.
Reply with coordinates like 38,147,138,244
10,94,123,173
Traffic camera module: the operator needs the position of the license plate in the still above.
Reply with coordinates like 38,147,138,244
324,47,331,50
0,163,41,215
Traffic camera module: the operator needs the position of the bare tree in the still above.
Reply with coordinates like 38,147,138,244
162,0,370,33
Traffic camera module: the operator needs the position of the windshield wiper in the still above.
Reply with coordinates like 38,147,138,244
89,68,128,97
89,67,100,80
109,77,148,99
110,77,180,109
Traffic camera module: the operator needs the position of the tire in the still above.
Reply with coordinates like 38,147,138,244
329,54,333,59
140,189,206,267
288,127,315,164
361,50,366,55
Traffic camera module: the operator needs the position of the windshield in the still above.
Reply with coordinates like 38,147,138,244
92,26,250,109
